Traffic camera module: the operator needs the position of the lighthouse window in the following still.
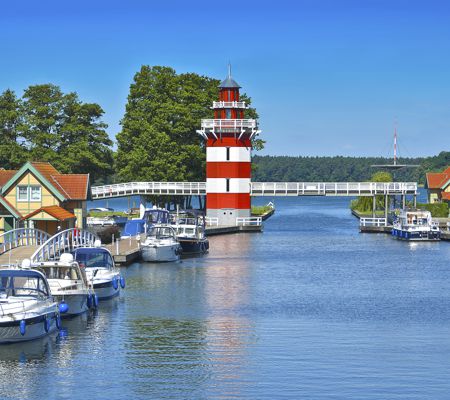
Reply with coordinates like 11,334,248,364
225,109,231,119
226,147,230,161
226,179,230,192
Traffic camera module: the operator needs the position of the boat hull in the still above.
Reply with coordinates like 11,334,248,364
141,244,181,262
54,294,90,317
93,279,120,300
392,228,441,241
178,238,209,255
0,312,58,344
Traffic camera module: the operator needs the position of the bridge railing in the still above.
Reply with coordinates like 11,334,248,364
360,218,388,227
30,228,100,263
92,182,206,199
250,182,417,196
0,228,50,255
236,217,262,226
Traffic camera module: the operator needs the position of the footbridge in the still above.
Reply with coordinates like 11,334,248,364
0,228,99,265
91,181,417,199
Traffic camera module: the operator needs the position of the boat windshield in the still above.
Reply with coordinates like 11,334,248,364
39,265,81,281
148,226,175,239
73,249,114,270
0,271,49,298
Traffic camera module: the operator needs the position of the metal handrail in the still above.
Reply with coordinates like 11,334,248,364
30,228,100,263
236,217,262,226
212,101,247,109
0,228,50,255
360,218,388,227
201,119,257,130
205,217,219,226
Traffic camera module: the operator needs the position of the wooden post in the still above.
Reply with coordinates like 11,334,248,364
372,195,376,218
413,194,417,208
402,195,406,209
384,195,388,220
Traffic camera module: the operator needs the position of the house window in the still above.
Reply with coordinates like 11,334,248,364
17,186,28,201
30,186,41,201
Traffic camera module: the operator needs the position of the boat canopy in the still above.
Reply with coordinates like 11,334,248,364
72,248,114,269
0,270,50,298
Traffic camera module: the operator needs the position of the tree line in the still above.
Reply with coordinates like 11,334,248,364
252,152,450,184
0,65,448,187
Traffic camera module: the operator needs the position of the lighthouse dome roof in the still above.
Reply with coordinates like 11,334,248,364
218,64,241,88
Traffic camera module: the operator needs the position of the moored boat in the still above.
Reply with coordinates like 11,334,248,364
172,210,209,255
34,253,95,317
141,225,182,262
0,267,60,344
392,209,441,241
72,243,124,300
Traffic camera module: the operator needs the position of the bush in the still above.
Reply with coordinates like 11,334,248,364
416,202,449,218
96,225,121,244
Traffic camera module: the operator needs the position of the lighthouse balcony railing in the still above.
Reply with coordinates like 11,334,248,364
201,119,257,130
212,101,247,109
236,217,262,226
250,182,417,196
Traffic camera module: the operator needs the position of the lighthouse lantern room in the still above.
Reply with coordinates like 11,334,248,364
197,66,261,226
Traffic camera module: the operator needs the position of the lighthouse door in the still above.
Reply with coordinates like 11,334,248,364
220,209,236,226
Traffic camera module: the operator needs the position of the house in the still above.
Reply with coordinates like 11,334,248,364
0,162,90,235
425,166,450,203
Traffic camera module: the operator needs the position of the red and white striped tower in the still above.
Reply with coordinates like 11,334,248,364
197,66,260,225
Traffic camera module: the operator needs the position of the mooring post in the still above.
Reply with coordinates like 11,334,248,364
372,195,376,218
402,195,406,209
384,195,388,221
116,238,119,255
413,194,417,208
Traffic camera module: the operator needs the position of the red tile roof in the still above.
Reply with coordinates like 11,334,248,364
0,169,17,187
426,167,450,189
22,205,76,221
442,192,450,201
29,162,90,200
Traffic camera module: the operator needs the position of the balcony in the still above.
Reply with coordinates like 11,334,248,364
211,101,247,109
201,119,257,130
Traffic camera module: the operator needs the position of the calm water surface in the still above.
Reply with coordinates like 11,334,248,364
1,196,450,399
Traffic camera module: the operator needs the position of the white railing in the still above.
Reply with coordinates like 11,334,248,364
212,101,247,109
92,181,206,199
360,218,388,227
236,217,262,226
250,182,417,196
205,217,219,226
30,228,100,263
91,181,418,199
0,228,50,255
201,119,257,130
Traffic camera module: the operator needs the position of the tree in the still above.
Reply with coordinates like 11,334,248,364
116,65,263,189
0,89,28,169
19,84,113,182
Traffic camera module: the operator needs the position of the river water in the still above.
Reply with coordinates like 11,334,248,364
1,195,450,399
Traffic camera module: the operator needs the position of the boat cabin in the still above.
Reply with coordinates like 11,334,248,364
72,247,114,270
0,269,51,299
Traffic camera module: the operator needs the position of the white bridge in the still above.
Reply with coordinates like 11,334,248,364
91,181,417,199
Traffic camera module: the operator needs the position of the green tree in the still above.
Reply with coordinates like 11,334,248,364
20,84,113,182
0,89,28,168
116,65,262,187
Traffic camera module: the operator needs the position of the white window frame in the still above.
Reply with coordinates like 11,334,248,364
17,186,29,202
30,186,42,201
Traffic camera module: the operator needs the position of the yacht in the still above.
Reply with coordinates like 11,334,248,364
34,253,96,317
172,210,209,255
72,242,124,300
141,225,182,262
392,209,441,241
0,267,60,343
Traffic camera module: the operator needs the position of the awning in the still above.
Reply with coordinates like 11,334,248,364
21,205,76,221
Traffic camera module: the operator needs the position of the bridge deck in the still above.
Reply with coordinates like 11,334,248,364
0,246,39,266
91,181,417,199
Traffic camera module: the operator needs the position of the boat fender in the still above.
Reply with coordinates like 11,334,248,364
19,320,26,336
59,301,69,314
87,294,93,308
44,317,50,333
56,314,62,330
93,294,99,308
112,276,119,290
120,276,126,289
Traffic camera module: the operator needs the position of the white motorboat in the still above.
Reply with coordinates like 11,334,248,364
72,242,124,300
141,225,182,262
34,253,95,317
172,210,209,255
392,209,441,241
0,267,60,344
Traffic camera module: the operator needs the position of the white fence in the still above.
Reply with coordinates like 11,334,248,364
0,228,50,255
205,217,219,226
236,217,262,226
31,228,100,263
360,218,388,227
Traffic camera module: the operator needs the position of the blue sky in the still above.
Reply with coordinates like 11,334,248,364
1,0,449,157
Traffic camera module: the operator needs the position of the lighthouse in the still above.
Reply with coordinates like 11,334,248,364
197,67,260,226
